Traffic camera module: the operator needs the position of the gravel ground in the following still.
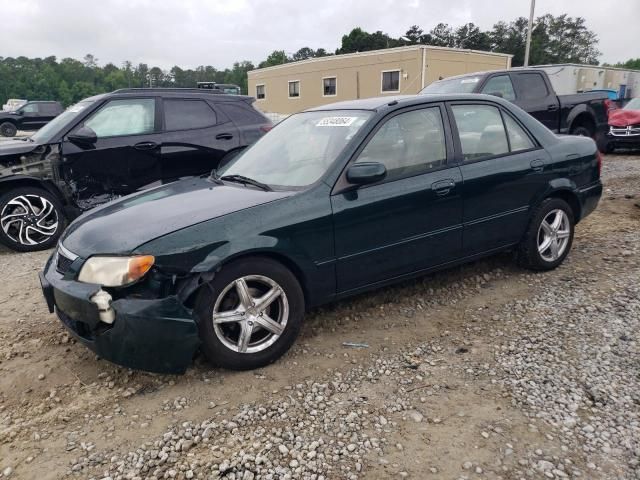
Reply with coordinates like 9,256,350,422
0,153,638,480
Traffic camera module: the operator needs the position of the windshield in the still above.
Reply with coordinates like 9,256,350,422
420,76,481,94
219,110,372,188
624,98,640,110
31,100,94,143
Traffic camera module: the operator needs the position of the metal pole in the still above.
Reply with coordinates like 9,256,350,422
524,0,536,66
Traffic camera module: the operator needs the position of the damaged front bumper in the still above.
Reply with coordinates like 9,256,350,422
39,254,200,374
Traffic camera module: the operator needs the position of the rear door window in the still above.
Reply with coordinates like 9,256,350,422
515,73,549,100
217,102,266,126
163,99,217,131
503,114,535,151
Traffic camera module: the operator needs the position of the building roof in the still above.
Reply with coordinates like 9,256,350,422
248,45,513,76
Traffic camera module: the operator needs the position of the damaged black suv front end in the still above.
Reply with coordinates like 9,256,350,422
39,243,201,374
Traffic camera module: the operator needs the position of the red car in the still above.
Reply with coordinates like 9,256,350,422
605,98,640,152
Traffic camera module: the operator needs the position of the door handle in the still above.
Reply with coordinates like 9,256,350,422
547,104,559,111
216,133,234,140
133,141,158,151
431,179,455,196
530,159,545,172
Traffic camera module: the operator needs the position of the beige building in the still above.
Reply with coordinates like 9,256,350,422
248,45,513,115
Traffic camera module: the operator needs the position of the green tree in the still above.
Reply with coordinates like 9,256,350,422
404,25,423,44
424,23,455,47
337,27,400,54
292,47,315,61
454,23,491,51
258,50,289,68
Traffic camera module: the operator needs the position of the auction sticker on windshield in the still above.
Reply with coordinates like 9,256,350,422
316,116,358,127
461,77,480,84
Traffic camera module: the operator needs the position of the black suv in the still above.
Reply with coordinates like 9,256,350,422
0,101,64,137
0,89,272,252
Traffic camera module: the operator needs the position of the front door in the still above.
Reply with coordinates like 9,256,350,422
60,97,162,210
447,101,552,255
331,104,463,294
17,103,48,130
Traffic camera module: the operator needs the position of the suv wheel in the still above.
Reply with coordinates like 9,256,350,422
195,257,304,370
518,198,575,271
0,187,66,252
0,122,17,137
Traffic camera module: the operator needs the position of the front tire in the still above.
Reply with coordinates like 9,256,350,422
518,198,575,271
195,257,305,370
0,122,17,137
0,187,66,252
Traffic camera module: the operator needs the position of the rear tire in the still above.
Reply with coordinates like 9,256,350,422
195,257,304,370
517,198,575,271
0,187,66,252
570,125,593,138
0,122,17,137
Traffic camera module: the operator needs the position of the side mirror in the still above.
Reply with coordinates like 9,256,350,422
68,126,98,147
346,162,387,185
487,91,503,98
14,110,24,116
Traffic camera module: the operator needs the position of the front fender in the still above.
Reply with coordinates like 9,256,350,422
135,185,337,307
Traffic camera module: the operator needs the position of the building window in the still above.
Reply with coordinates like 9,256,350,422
288,80,300,98
256,84,265,100
323,77,336,96
381,70,400,93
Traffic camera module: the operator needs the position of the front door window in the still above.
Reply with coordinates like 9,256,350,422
85,99,155,138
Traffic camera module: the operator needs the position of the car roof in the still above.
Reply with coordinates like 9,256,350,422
306,93,507,112
110,88,253,102
429,68,543,83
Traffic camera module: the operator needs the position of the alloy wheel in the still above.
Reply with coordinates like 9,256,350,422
537,209,570,262
0,194,59,246
212,275,289,354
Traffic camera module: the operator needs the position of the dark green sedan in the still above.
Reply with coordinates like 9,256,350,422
40,94,603,373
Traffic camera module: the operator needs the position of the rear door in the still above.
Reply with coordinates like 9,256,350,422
216,100,270,146
61,97,162,209
448,101,551,255
511,72,559,132
331,104,463,293
159,98,240,182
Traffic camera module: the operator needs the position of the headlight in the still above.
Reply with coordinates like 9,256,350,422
78,255,155,287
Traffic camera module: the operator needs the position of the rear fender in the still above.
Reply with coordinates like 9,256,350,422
528,179,582,228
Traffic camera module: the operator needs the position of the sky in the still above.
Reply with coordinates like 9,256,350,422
1,0,637,70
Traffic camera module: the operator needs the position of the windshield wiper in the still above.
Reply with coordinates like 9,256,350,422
220,174,273,191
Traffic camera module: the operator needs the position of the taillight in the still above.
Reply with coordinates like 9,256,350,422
596,150,602,177
260,124,273,133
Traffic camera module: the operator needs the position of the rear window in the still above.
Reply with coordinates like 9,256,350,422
217,102,267,125
164,99,217,130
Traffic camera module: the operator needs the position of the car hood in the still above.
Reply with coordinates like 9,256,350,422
61,177,294,257
0,139,39,157
609,108,640,127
